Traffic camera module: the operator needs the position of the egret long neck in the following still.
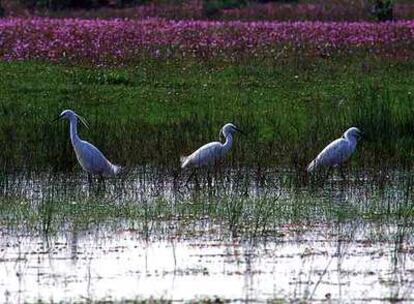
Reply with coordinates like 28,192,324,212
222,133,233,153
345,134,357,150
69,117,80,145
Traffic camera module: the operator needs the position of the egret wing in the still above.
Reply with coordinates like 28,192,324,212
307,138,350,171
75,140,118,176
181,141,223,168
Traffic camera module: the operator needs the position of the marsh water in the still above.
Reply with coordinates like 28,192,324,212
1,167,414,303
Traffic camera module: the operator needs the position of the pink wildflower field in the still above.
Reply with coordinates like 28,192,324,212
0,18,413,65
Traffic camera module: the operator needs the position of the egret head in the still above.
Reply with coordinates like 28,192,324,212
54,109,89,128
220,123,242,139
343,127,362,140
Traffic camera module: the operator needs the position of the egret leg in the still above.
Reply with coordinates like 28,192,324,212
324,167,332,182
339,167,346,180
97,175,105,192
213,166,220,189
206,169,213,188
185,169,196,187
87,174,93,189
194,170,200,190
172,169,180,190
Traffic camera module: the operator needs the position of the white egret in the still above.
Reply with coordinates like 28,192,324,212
307,127,362,173
181,123,242,169
55,110,121,177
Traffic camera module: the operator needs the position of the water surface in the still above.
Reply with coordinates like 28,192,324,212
1,168,413,303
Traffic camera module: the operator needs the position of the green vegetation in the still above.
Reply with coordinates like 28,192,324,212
203,0,248,17
1,168,413,237
0,58,413,172
370,0,395,21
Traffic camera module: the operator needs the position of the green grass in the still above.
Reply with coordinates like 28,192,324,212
0,57,413,172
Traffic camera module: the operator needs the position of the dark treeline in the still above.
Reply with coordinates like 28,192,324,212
5,0,396,22
17,0,296,10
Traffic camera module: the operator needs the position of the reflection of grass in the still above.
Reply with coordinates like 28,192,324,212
0,58,413,172
1,172,413,237
36,298,234,303
37,299,174,304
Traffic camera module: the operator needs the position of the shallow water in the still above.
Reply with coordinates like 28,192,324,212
2,224,414,303
1,168,414,303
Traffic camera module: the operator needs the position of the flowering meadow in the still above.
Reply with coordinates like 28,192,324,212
0,17,413,65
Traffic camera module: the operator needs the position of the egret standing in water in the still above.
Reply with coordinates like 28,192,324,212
181,123,242,170
307,127,362,175
55,110,121,177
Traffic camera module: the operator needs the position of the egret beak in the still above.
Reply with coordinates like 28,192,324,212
76,114,89,129
51,116,61,123
235,127,244,135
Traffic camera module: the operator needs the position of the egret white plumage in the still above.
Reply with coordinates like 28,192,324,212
55,110,121,177
307,127,362,173
181,123,242,169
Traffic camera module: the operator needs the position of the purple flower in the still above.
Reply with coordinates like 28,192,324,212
0,18,413,65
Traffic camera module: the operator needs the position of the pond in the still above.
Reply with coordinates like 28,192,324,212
0,168,413,303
